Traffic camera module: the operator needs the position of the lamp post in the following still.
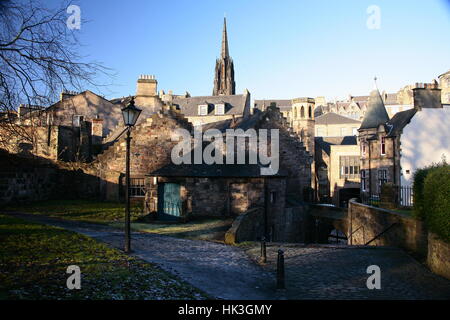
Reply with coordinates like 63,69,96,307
121,97,142,253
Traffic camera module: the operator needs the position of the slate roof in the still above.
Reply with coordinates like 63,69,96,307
386,108,417,137
315,136,358,155
172,94,248,117
359,89,390,129
149,162,287,178
315,112,361,125
254,99,292,107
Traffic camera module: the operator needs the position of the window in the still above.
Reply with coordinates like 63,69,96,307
215,103,225,115
316,127,325,136
339,156,360,179
377,169,388,192
352,127,358,135
308,106,312,118
300,106,305,118
72,115,83,127
361,170,367,191
198,104,208,116
130,178,146,197
340,127,347,136
380,137,386,155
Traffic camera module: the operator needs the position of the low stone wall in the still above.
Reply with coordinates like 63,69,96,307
224,205,310,244
225,207,264,245
0,168,57,204
427,232,450,280
348,200,427,257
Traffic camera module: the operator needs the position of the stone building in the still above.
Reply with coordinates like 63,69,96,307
358,81,443,200
438,70,450,104
314,112,361,137
213,18,235,96
315,136,360,206
171,89,251,127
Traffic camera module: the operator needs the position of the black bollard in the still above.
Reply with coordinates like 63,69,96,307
260,236,267,263
276,249,285,289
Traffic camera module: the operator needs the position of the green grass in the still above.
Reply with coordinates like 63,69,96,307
5,200,233,242
0,214,207,300
5,199,145,224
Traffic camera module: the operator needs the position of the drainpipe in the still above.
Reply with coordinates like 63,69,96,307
264,178,269,240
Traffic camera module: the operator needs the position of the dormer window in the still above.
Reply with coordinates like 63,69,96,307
215,103,225,115
198,104,208,116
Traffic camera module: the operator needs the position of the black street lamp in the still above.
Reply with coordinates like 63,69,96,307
121,97,142,253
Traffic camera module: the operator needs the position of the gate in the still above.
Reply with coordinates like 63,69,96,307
158,183,181,220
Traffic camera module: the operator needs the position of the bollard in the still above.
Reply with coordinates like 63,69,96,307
260,236,267,263
276,249,285,289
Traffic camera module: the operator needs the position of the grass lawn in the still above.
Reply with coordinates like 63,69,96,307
5,200,233,242
0,214,207,300
5,199,145,224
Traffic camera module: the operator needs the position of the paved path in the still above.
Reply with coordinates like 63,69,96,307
5,212,276,300
5,212,450,300
246,244,450,300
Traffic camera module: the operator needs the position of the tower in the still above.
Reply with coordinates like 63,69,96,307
291,97,315,154
213,17,235,96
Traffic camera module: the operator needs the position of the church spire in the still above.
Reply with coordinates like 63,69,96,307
213,17,235,96
221,17,229,58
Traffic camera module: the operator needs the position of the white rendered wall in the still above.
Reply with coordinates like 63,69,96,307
400,106,450,187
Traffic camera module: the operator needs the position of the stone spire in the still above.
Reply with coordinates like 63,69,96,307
213,17,235,96
221,17,229,58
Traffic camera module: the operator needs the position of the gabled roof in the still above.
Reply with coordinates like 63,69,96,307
173,94,248,117
315,112,361,125
315,136,358,155
46,90,114,111
386,108,417,137
360,89,390,130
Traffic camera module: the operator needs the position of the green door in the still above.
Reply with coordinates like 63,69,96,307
158,183,181,220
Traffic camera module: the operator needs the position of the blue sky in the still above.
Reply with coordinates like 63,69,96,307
66,0,450,101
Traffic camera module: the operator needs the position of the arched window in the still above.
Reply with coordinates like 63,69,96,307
301,106,305,118
308,106,312,118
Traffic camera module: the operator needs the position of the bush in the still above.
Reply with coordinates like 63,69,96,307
422,165,450,242
413,162,444,219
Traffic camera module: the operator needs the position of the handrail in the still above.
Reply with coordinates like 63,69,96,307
348,225,364,238
365,223,399,246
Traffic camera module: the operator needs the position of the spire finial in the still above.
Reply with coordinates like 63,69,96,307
373,76,379,91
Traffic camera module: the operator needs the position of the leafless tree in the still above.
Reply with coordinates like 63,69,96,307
0,0,111,148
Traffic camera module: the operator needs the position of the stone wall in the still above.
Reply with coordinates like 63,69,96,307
0,150,101,206
427,232,450,280
348,200,427,257
96,109,192,201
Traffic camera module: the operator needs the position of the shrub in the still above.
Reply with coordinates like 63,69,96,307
413,162,444,219
422,165,450,242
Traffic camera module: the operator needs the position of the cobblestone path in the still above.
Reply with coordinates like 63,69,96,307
6,212,450,300
246,244,450,300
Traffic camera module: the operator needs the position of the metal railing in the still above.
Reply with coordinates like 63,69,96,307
360,185,413,208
